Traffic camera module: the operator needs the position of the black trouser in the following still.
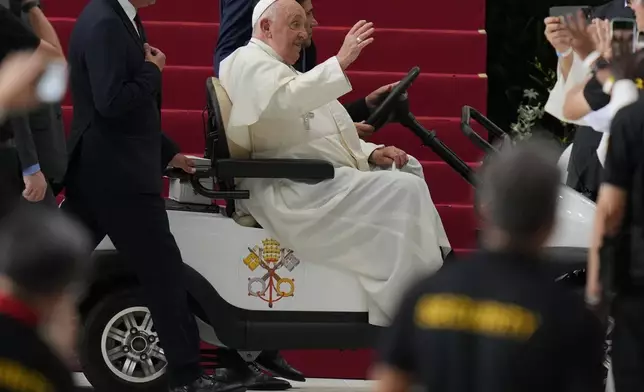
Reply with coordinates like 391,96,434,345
567,126,603,202
61,186,202,387
0,146,23,220
611,293,644,392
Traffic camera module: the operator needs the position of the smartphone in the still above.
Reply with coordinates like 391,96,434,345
36,60,68,104
549,6,591,22
611,18,637,53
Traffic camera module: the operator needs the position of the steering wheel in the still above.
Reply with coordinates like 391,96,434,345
365,66,421,130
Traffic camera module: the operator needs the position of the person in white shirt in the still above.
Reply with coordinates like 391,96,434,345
544,0,634,199
219,0,451,327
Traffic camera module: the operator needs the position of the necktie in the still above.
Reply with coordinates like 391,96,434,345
134,14,147,43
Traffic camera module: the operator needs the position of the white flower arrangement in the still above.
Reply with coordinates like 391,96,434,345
510,88,544,140
509,57,559,141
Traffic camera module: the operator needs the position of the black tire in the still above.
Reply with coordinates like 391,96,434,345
79,288,169,392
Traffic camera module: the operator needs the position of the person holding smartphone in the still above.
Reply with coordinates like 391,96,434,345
2,0,68,207
544,0,633,202
0,1,65,214
0,0,66,207
0,51,50,219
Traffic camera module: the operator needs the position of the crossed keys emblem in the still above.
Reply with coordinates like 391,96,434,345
243,239,301,308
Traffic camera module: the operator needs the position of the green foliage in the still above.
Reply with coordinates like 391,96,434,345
485,0,606,145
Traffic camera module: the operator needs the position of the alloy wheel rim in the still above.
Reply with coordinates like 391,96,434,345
100,306,167,383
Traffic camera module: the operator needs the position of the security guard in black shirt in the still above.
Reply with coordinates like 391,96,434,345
376,142,605,392
587,59,644,391
0,205,93,392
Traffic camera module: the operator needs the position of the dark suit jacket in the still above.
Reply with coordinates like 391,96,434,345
214,0,254,76
294,40,317,74
11,106,67,183
66,0,178,195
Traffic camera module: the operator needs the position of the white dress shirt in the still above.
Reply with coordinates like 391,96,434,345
582,80,640,165
117,0,139,35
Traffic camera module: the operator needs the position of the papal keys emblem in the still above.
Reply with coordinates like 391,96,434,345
243,239,301,308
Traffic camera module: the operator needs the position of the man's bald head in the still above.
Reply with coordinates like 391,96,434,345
252,0,308,65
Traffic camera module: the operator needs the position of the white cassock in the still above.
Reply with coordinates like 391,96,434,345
220,38,451,326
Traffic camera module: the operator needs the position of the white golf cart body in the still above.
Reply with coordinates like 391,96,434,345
93,172,596,320
77,77,598,390
95,207,370,320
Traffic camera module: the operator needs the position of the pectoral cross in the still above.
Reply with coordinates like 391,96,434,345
303,112,315,130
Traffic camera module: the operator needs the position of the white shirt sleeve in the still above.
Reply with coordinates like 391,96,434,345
581,105,613,134
594,79,639,166
545,52,592,126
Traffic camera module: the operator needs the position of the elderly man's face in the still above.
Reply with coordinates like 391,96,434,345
299,0,318,47
267,0,308,65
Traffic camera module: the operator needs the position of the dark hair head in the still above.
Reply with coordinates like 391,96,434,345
0,206,92,295
476,138,561,247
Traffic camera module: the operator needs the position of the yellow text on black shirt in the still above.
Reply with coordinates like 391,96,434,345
414,294,540,340
0,359,52,392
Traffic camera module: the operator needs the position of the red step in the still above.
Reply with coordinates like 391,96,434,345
63,104,480,208
50,18,486,75
59,66,485,119
61,108,485,163
43,0,485,30
60,67,486,119
312,0,485,31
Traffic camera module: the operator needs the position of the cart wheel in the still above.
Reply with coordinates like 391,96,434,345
80,289,168,392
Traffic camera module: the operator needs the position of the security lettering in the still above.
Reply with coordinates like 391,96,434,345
414,294,539,340
0,359,52,392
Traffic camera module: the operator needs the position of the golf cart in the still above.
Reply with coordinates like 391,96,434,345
77,67,597,391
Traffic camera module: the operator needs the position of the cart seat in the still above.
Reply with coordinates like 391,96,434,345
204,77,335,226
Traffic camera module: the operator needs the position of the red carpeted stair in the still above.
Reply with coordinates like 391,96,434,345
44,0,486,380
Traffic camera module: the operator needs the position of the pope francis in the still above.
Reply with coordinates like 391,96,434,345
219,0,451,326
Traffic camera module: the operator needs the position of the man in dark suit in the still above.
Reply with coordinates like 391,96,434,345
214,0,255,77
62,1,246,391
565,0,634,201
